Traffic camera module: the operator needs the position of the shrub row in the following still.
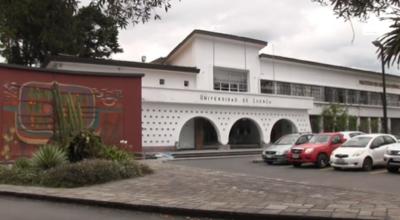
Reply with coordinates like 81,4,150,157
0,159,152,188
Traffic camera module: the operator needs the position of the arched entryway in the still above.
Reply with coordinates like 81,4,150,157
178,117,219,150
270,119,298,143
229,118,262,148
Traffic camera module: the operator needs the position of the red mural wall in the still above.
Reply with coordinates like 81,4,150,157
0,64,143,160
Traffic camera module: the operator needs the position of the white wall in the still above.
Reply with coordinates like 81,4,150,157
168,35,264,93
142,102,311,149
49,61,197,90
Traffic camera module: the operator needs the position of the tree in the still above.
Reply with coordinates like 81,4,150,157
0,0,172,66
321,104,349,131
313,0,400,66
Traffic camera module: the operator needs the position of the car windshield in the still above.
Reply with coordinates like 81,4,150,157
274,134,299,145
309,134,330,144
341,136,372,148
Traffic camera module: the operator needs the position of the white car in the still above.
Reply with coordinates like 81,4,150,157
330,134,397,171
339,131,364,141
384,143,400,173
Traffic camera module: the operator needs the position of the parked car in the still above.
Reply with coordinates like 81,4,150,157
340,131,364,141
384,143,400,173
288,132,345,168
331,134,397,171
262,133,313,165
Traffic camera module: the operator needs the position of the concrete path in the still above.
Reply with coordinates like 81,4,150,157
0,160,399,220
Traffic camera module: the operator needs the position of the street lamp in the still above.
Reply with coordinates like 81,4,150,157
372,40,388,133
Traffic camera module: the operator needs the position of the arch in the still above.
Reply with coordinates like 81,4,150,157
178,116,220,150
228,118,263,148
270,118,298,143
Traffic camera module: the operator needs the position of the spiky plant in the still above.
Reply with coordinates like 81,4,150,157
31,145,67,170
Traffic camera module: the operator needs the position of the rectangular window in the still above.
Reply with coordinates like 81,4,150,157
292,84,306,96
311,86,324,101
347,89,358,104
260,80,275,94
159,79,165,85
213,67,248,92
324,87,337,102
359,91,369,105
369,92,382,106
184,80,189,87
276,82,291,95
337,89,346,103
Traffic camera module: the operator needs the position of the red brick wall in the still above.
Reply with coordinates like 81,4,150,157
0,65,142,160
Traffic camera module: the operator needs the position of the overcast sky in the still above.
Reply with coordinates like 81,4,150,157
111,0,396,74
1,0,397,74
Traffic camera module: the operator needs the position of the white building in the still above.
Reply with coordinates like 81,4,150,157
45,30,400,152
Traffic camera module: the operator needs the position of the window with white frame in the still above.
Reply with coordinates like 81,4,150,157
213,67,248,92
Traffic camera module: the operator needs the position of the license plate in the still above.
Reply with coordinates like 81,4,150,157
393,157,400,162
335,159,346,164
266,155,272,158
292,154,300,159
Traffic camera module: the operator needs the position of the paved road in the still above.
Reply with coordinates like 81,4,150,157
171,156,400,195
0,196,217,220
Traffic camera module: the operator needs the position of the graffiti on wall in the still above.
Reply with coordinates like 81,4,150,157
2,81,123,159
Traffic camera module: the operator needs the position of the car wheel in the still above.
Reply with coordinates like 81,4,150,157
333,167,341,171
361,157,373,171
266,161,273,165
316,154,329,168
387,166,398,173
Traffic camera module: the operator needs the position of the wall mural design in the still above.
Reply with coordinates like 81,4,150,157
2,81,123,159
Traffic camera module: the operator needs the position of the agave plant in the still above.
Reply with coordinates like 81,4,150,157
31,145,68,170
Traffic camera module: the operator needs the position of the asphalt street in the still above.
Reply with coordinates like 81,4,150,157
171,156,400,195
0,196,218,220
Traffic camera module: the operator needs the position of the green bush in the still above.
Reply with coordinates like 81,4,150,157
67,129,104,162
40,159,150,188
0,166,39,185
31,145,67,170
14,157,32,170
101,145,134,162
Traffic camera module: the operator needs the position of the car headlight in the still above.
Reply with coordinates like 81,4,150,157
304,148,314,154
352,151,363,157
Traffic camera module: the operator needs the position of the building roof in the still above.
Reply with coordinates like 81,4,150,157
259,53,400,79
44,55,200,74
163,29,268,64
0,63,145,78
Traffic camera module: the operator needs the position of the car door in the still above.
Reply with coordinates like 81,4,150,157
370,136,386,165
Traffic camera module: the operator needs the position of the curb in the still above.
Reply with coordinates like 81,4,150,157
0,190,377,220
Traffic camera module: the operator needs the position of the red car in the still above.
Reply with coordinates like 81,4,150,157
287,132,345,168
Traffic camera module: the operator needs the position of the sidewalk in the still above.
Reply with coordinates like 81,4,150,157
0,160,399,220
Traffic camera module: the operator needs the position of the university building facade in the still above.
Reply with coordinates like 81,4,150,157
46,30,400,152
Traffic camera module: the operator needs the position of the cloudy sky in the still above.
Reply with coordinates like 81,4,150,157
0,0,396,74
111,0,396,74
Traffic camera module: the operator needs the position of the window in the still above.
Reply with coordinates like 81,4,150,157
311,86,324,101
276,82,291,95
213,67,248,92
292,84,306,96
359,91,369,105
369,92,381,106
159,79,165,85
260,80,274,94
347,90,358,104
324,87,336,102
383,135,396,145
184,80,189,87
337,89,346,103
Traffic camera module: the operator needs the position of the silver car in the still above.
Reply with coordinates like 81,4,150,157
262,133,313,165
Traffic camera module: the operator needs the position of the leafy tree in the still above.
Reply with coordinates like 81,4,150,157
313,0,400,65
0,0,172,66
321,104,349,131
